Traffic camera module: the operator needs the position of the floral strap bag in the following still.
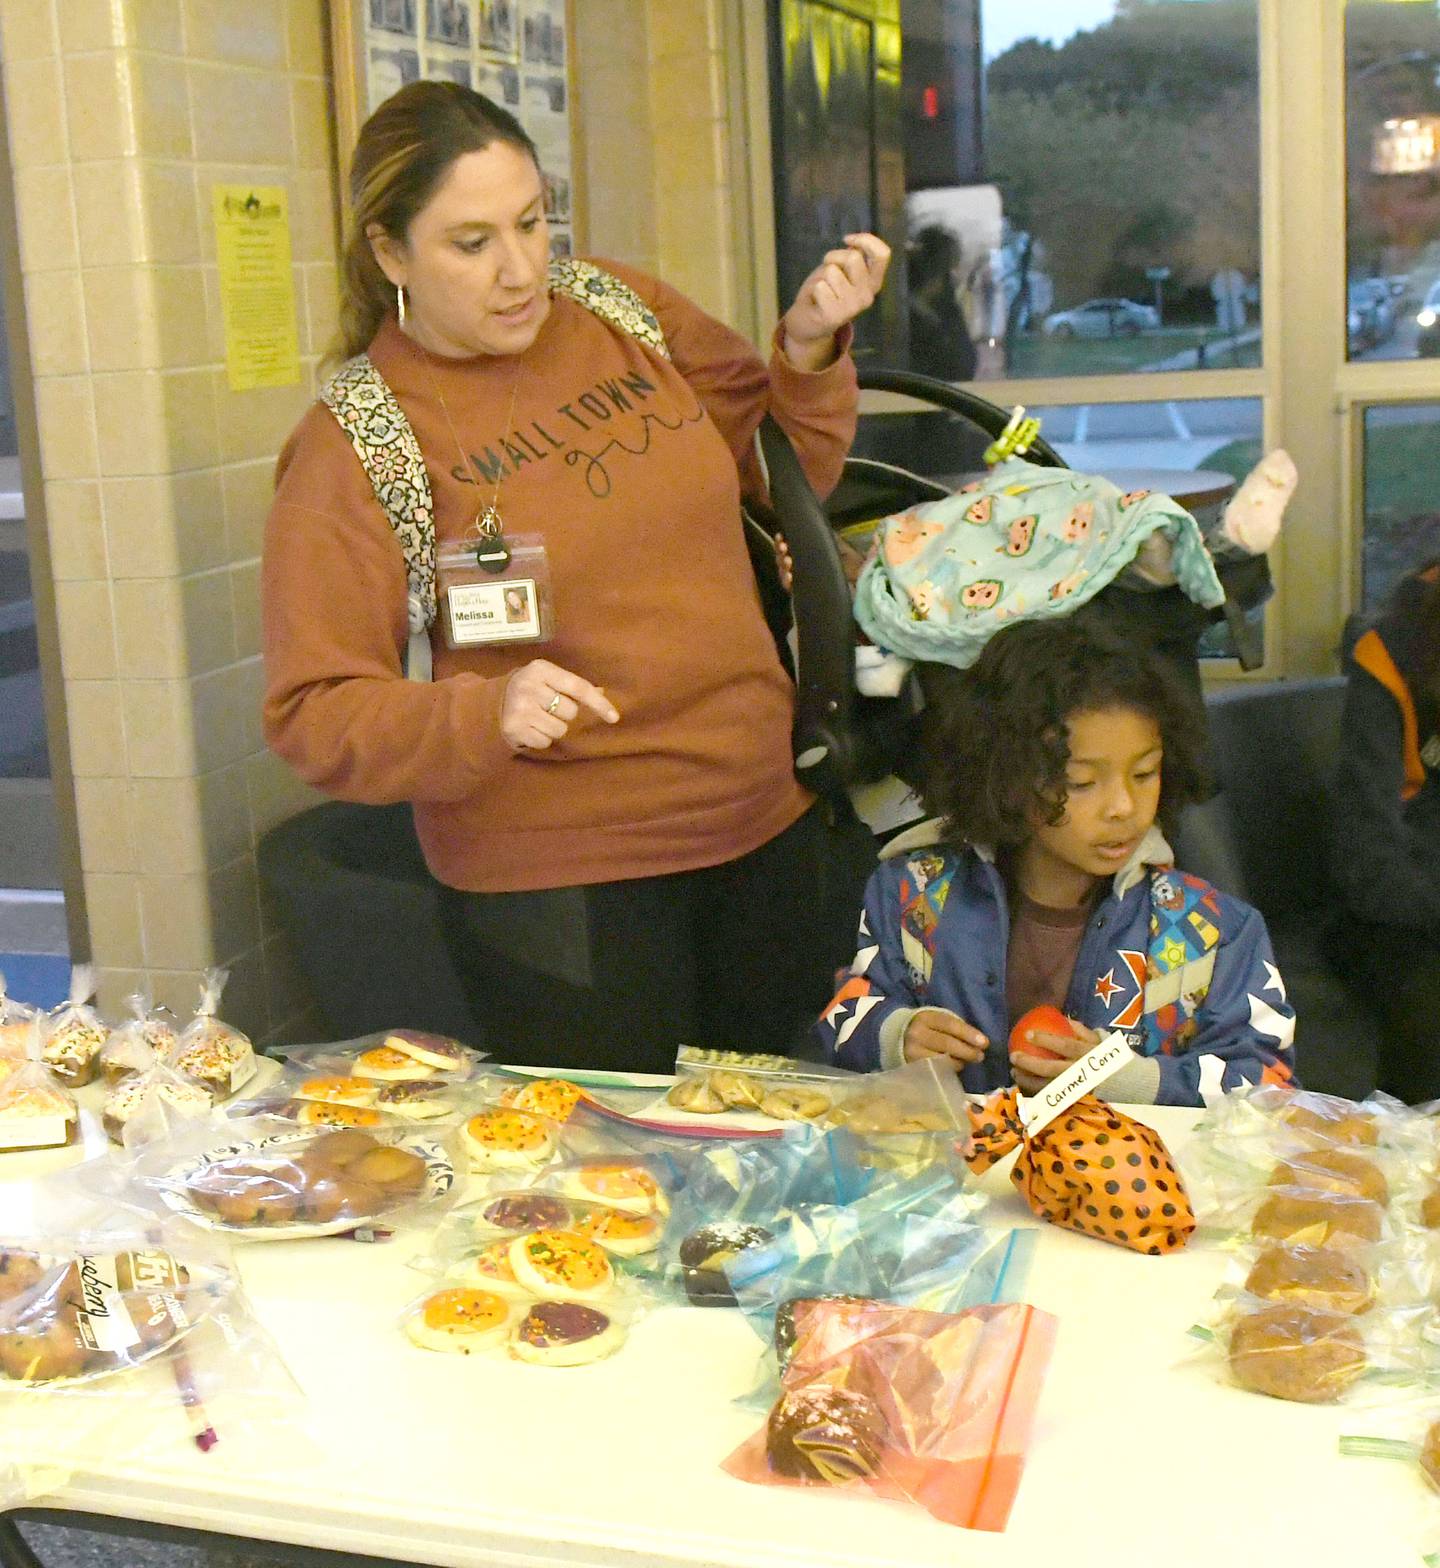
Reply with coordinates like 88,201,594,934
319,259,670,680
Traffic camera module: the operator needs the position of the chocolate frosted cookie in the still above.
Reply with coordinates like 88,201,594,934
482,1192,571,1233
766,1385,885,1484
678,1222,774,1308
510,1300,625,1366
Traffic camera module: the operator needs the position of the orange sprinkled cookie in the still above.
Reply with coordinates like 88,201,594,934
573,1207,661,1258
508,1229,613,1302
561,1160,666,1216
405,1287,512,1353
353,1046,436,1083
296,1102,383,1130
295,1077,377,1108
508,1078,587,1123
462,1109,556,1172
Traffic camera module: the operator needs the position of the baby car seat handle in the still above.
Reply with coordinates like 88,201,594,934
756,413,857,802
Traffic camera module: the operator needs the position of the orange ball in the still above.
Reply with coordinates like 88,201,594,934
1008,1005,1079,1063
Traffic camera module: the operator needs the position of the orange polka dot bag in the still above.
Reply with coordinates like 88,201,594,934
966,1090,1196,1254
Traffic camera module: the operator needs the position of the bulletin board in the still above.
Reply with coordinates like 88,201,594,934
329,0,581,254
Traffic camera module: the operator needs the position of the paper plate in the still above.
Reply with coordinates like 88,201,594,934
157,1127,456,1240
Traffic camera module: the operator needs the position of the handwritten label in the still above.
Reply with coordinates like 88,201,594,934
73,1255,141,1353
1017,1031,1137,1137
0,1113,67,1149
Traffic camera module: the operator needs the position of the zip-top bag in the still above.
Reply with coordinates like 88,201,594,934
319,259,671,681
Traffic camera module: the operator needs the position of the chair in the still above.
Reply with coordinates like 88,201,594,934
1170,677,1381,1098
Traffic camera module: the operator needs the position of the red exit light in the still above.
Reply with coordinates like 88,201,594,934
922,85,940,119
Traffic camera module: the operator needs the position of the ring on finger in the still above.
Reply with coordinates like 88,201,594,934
544,692,562,716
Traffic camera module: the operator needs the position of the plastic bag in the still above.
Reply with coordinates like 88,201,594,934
0,1208,303,1508
1190,1290,1437,1406
98,990,179,1086
1340,1407,1440,1497
101,1060,213,1148
40,963,108,1088
279,1030,484,1085
229,1057,478,1128
401,1277,640,1366
967,1089,1196,1253
0,974,39,1067
170,968,256,1103
724,1298,1057,1531
119,1116,462,1241
0,1059,78,1153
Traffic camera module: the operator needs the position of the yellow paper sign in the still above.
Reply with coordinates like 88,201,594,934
212,185,301,391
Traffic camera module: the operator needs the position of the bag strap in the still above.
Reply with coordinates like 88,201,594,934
318,262,670,680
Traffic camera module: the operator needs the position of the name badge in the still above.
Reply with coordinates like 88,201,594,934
1017,1031,1138,1137
436,532,553,650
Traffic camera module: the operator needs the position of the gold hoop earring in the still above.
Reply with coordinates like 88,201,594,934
396,283,406,326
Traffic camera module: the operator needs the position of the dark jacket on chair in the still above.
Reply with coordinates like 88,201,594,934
1332,564,1440,929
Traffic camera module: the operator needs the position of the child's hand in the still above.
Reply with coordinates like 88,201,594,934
1010,1019,1103,1095
903,1008,988,1067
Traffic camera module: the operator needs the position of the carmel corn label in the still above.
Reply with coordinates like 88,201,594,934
1018,1031,1137,1137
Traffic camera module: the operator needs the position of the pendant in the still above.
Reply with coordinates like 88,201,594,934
473,504,511,574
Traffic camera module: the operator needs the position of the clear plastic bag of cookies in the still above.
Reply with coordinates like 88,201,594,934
1190,1286,1438,1407
400,1268,642,1366
118,1114,464,1241
723,1298,1058,1531
1339,1405,1440,1506
424,1184,668,1288
170,969,255,1103
228,1057,478,1131
98,990,180,1087
665,1056,852,1122
39,964,108,1089
279,1029,484,1088
101,1059,213,1149
0,1211,304,1508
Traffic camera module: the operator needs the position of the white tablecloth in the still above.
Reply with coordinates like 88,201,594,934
1,1103,1432,1566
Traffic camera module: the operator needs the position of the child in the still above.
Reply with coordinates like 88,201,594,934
1328,558,1440,1101
814,619,1297,1107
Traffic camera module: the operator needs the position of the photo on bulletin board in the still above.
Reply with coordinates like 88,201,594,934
332,0,581,245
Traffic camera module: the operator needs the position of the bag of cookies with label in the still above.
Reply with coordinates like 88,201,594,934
724,1298,1057,1531
40,965,108,1089
967,1088,1196,1254
172,970,255,1103
0,1209,305,1508
98,990,180,1087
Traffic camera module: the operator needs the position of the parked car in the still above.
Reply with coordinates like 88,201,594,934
1042,298,1160,338
1417,279,1440,356
1347,285,1383,353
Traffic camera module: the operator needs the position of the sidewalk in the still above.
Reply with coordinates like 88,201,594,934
1138,328,1262,372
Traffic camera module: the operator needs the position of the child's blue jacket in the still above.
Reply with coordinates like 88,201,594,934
814,824,1297,1107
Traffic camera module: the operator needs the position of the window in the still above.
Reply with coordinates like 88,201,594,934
905,1,1262,382
1345,0,1440,364
1360,402,1440,611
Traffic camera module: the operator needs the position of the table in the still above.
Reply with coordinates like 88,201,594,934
1,1105,1432,1568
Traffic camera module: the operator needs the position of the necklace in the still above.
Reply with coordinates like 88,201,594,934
420,350,524,568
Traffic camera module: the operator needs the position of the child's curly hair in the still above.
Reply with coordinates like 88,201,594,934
918,619,1211,847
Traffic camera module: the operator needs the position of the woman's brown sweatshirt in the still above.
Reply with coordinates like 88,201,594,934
261,260,857,892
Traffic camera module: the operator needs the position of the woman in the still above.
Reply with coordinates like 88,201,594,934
262,82,890,1071
1330,558,1440,1100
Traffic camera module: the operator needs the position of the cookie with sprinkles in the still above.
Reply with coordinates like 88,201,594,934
462,1108,556,1172
405,1287,513,1354
510,1300,626,1366
508,1229,614,1302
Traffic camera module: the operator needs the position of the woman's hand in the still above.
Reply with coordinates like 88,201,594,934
502,659,619,753
902,1007,987,1068
1010,1019,1102,1096
781,232,892,372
